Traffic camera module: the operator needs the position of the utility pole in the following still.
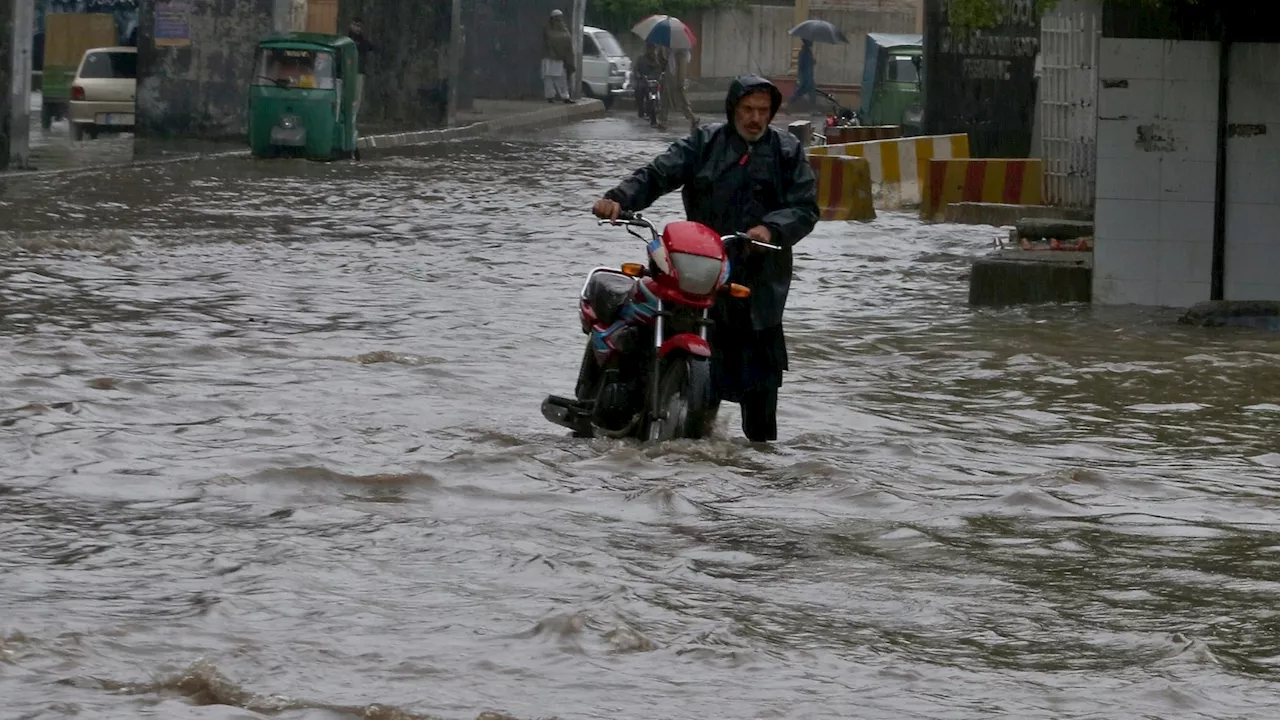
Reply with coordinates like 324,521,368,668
449,0,462,124
9,0,35,169
571,0,585,100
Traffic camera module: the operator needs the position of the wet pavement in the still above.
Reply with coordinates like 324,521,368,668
19,92,138,172
9,92,602,176
3,114,1280,720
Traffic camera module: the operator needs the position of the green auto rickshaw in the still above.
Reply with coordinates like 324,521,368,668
248,33,360,160
859,33,924,135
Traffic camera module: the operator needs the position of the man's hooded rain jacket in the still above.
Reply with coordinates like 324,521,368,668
602,75,819,333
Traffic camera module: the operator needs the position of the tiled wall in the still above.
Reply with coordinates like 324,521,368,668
1093,39,1219,306
1224,43,1280,301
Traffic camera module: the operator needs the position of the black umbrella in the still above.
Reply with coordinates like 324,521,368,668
788,19,850,44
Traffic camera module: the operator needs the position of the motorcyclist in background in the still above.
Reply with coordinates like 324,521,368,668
633,44,666,125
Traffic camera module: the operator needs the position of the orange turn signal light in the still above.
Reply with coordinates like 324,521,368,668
620,263,645,277
728,283,751,298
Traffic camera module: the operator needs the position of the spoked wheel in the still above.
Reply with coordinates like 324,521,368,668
645,356,717,442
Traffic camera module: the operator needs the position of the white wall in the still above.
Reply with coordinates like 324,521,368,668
1093,39,1219,307
699,4,915,85
1224,43,1280,301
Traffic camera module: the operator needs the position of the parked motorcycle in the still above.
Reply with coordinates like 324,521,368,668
808,89,861,147
819,89,860,128
541,212,778,441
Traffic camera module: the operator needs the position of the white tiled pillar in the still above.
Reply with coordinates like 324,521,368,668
1223,43,1280,302
1093,38,1218,307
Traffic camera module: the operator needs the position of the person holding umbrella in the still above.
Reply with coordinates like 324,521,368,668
632,15,700,131
783,19,849,112
785,39,817,112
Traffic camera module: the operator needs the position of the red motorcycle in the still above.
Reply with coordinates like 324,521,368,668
541,212,777,441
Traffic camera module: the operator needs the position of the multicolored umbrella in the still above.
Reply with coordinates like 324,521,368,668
631,15,697,50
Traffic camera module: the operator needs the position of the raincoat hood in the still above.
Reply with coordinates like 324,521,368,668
724,75,783,125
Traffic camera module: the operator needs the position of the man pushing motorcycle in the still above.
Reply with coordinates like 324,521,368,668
592,76,820,442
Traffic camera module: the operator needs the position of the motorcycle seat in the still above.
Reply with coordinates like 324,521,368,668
585,272,636,327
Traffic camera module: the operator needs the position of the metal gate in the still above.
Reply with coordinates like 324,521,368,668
1039,2,1100,208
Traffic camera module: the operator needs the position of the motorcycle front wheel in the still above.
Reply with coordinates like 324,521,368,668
645,355,717,442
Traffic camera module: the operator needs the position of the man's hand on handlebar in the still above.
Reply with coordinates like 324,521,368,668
746,225,776,252
746,226,772,245
593,198,623,223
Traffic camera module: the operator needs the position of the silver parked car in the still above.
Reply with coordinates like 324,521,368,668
68,46,137,141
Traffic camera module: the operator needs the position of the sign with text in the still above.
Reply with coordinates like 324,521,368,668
924,0,1040,158
156,0,192,47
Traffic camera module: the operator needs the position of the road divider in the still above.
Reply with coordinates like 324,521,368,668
810,133,970,209
920,158,1044,223
809,155,876,222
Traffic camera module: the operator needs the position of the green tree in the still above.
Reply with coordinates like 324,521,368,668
587,0,746,35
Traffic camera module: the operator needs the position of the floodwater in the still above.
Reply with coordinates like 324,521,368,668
2,116,1280,720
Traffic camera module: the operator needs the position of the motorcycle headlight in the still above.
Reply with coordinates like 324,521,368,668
280,115,300,129
670,252,724,296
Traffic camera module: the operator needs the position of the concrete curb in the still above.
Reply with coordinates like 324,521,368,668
969,249,1093,306
359,99,606,151
943,202,1095,227
0,99,607,180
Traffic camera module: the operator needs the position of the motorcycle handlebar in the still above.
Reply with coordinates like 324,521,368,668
597,212,779,251
722,232,782,251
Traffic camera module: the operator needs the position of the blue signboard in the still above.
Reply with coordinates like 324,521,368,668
155,0,192,47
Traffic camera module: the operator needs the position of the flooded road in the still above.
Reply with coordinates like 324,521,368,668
3,115,1280,720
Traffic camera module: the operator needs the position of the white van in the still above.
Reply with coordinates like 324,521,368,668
581,26,631,109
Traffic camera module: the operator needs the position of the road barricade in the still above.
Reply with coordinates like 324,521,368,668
824,125,902,144
809,155,876,222
920,158,1044,223
809,133,970,209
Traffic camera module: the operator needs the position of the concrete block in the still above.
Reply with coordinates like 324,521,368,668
788,121,814,146
920,158,1043,222
809,155,876,222
969,251,1093,306
1179,300,1280,330
942,203,1092,228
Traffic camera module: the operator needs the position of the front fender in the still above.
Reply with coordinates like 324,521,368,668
658,333,711,359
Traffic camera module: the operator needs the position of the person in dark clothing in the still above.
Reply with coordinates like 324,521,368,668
348,16,375,72
348,16,375,130
592,76,820,442
633,44,664,120
785,39,817,111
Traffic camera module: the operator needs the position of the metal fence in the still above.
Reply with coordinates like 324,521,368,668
1039,1,1100,209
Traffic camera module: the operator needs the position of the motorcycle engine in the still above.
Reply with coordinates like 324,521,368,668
593,378,640,432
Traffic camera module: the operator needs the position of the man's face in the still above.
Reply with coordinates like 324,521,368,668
734,91,773,142
350,20,362,33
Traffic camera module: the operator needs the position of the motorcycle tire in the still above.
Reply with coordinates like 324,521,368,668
644,355,717,442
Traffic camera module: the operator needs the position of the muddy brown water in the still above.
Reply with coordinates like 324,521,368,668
2,116,1280,720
